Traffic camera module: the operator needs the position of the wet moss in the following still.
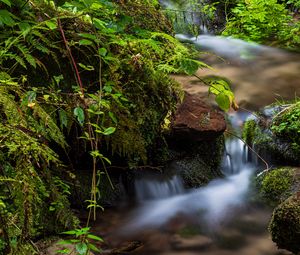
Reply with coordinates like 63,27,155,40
258,167,294,205
269,195,300,254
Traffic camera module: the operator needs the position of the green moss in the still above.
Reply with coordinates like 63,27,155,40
269,195,300,254
258,167,294,205
242,119,258,145
271,102,300,146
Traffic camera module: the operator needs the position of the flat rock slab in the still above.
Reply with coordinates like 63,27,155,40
172,92,226,141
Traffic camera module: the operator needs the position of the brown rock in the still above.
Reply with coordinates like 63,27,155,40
172,92,226,141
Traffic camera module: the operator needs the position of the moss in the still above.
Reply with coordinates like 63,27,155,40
271,102,300,145
171,136,225,188
269,195,300,254
242,119,258,145
243,114,300,165
258,167,294,205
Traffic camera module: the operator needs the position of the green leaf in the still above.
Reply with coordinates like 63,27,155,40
180,59,199,75
87,243,101,252
18,22,31,36
79,33,97,40
102,127,116,135
61,230,77,235
87,234,104,242
78,63,94,71
109,111,117,124
73,107,85,125
57,240,73,245
215,92,231,111
59,109,68,129
45,20,57,30
98,47,107,57
93,18,106,30
76,243,88,255
0,0,11,7
0,10,15,27
79,39,93,46
208,79,231,95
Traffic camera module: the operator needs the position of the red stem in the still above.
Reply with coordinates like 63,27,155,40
57,18,84,96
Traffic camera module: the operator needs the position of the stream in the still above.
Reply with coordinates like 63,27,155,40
93,3,300,254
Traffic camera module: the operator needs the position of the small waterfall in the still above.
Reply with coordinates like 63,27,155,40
122,114,257,232
134,175,184,202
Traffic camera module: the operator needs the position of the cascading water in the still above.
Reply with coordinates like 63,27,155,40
123,116,256,232
134,174,184,202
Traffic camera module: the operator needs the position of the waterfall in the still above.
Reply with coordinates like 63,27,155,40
134,174,184,202
122,113,256,232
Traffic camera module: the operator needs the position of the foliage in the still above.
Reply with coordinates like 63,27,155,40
271,102,300,146
242,119,257,145
57,227,103,254
223,0,300,48
0,0,210,253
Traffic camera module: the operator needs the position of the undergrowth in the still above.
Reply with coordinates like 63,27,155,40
0,0,213,253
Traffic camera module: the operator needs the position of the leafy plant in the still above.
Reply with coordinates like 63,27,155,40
223,0,292,44
57,227,103,255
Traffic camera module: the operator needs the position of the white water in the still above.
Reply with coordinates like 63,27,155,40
134,175,184,201
124,131,256,232
175,34,283,60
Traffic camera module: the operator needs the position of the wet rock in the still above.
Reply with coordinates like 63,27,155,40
171,92,226,142
167,135,225,188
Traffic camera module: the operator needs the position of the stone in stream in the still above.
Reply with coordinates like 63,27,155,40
171,92,226,142
166,92,226,188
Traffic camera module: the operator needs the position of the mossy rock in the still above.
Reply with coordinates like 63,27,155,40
242,116,300,165
168,136,224,188
269,195,300,254
257,167,295,205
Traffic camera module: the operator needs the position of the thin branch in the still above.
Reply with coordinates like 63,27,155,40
57,18,84,96
225,130,269,173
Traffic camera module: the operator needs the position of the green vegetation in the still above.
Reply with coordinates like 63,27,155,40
258,167,294,204
0,0,216,253
271,102,300,148
223,0,300,49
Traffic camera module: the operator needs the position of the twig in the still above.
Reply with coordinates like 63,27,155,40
225,130,269,173
57,18,84,96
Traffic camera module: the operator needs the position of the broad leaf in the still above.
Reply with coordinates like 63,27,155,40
215,92,231,111
74,107,85,125
75,243,88,255
59,109,68,129
0,0,11,7
79,39,93,46
102,127,116,135
45,20,57,30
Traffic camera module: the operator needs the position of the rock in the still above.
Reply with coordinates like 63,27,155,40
269,195,300,254
171,92,226,142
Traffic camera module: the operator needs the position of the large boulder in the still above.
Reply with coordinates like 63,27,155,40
171,92,226,142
